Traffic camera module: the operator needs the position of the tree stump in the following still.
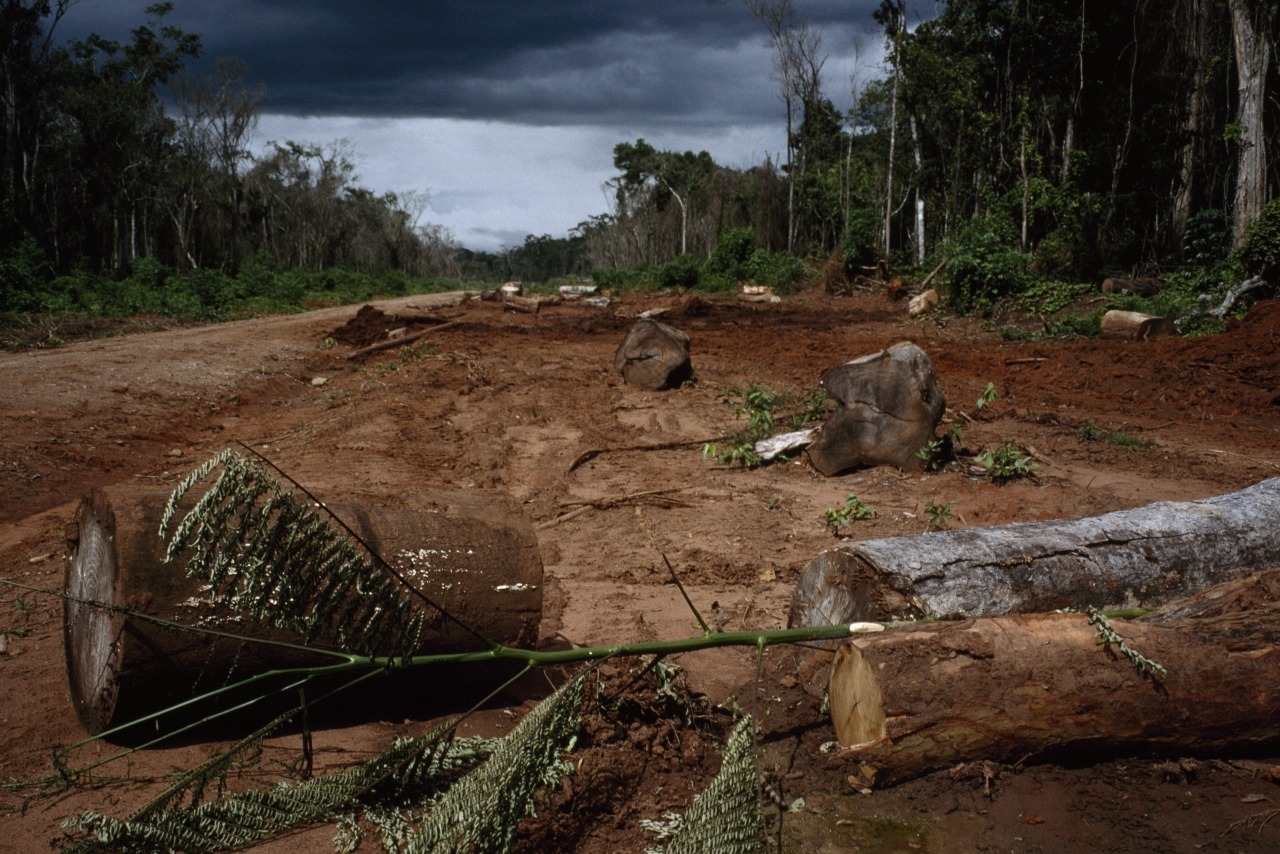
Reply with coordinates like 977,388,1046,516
64,484,543,733
613,318,692,390
828,583,1280,787
806,341,945,475
791,477,1280,627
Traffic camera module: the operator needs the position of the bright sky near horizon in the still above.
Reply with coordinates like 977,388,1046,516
60,1,893,252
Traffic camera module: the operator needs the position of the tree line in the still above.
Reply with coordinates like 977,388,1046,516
0,1,459,314
566,0,1279,303
2,0,1279,319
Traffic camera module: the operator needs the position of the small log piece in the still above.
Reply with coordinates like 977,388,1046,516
64,484,543,733
1100,309,1173,340
613,318,693,390
806,342,946,475
828,605,1280,787
1101,277,1165,297
790,477,1280,627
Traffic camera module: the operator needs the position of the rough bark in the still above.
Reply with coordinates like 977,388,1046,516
1228,0,1276,246
1099,309,1174,340
790,477,1280,626
828,595,1280,787
806,341,945,475
613,318,692,390
64,484,543,733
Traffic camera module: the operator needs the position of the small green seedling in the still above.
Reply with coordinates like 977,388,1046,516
823,495,876,531
976,442,1037,483
975,381,997,413
924,500,955,530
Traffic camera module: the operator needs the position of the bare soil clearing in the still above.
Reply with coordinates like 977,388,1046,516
2,289,1280,852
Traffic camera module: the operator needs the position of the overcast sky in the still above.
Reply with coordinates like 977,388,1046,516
59,1,896,252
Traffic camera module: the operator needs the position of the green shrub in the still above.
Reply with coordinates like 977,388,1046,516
0,237,51,312
748,249,807,291
1183,209,1231,268
842,206,879,271
1237,198,1280,273
943,218,1030,312
704,228,755,282
660,253,701,288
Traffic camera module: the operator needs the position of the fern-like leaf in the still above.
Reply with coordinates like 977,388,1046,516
160,451,433,659
660,716,764,854
406,674,585,853
59,719,494,853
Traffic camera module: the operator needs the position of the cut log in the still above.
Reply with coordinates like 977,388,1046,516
613,318,692,390
907,288,938,316
806,341,946,475
1101,277,1165,297
827,602,1280,787
791,477,1280,627
64,484,543,733
1100,309,1174,340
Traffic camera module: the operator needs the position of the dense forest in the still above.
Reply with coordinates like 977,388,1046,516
1,0,1278,320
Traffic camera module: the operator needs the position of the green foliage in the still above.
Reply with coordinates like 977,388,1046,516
703,228,756,284
1237,198,1280,273
1017,279,1091,315
660,253,702,288
823,495,876,531
747,249,808,291
943,219,1031,312
1183,209,1231,268
405,677,584,852
975,381,997,413
161,450,437,659
915,437,949,472
646,717,764,853
0,237,52,312
702,382,826,468
924,500,955,530
842,206,880,271
1075,420,1152,450
976,442,1037,483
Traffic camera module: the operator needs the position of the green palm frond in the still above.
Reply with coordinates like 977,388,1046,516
405,674,585,853
60,716,496,853
160,449,440,659
654,716,765,854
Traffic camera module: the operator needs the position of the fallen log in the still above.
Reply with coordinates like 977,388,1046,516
1100,309,1173,340
827,601,1280,787
790,477,1280,626
64,484,543,733
344,320,463,360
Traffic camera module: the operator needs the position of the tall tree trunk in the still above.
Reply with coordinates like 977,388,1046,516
910,114,924,264
1173,0,1212,242
1227,0,1276,246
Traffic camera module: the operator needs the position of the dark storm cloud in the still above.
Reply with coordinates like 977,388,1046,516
58,0,884,126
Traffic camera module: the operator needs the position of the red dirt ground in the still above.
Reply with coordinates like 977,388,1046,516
2,288,1280,852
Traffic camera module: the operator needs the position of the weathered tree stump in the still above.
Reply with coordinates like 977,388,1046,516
828,583,1280,787
613,318,692,390
791,477,1280,627
64,484,543,733
806,341,945,475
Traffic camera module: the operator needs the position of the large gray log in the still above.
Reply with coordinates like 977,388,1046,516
613,318,692,390
791,477,1280,626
